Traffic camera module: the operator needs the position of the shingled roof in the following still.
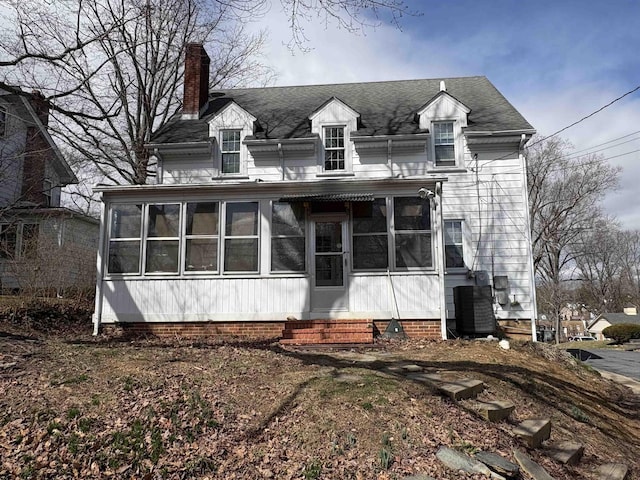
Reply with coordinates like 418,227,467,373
152,77,534,144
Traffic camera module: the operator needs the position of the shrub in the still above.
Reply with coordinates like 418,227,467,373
602,323,640,343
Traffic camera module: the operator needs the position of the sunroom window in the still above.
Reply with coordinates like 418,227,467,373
352,199,388,270
271,202,305,272
433,122,455,166
224,202,259,272
324,126,345,171
145,204,180,273
393,197,432,268
221,129,241,174
108,204,142,274
185,202,219,272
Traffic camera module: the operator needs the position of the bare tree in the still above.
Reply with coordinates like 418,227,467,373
526,135,620,342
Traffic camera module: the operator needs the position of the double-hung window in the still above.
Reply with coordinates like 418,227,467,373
21,224,39,259
224,202,259,272
444,220,465,268
271,202,305,272
185,202,219,272
221,129,241,174
433,122,455,166
393,197,432,269
352,198,388,270
108,204,142,274
324,126,345,171
145,204,180,273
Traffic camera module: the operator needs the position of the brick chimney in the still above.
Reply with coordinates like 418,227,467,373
30,90,49,126
182,43,210,120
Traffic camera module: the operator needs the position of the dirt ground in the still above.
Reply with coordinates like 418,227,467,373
1,324,638,479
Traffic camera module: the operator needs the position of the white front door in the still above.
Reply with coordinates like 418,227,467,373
311,217,349,314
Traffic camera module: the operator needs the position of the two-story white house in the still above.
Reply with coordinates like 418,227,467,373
0,88,99,295
92,44,537,342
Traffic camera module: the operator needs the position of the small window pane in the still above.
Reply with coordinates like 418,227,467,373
222,130,241,151
446,245,464,268
315,222,342,253
108,240,140,274
272,237,305,271
396,232,432,268
315,255,343,286
148,204,180,237
186,202,218,236
353,235,388,269
224,238,258,271
222,153,240,174
145,240,179,273
226,202,258,236
186,238,218,271
272,202,304,236
111,204,142,238
353,199,387,233
435,145,455,164
394,197,431,230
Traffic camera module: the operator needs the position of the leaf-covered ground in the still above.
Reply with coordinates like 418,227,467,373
1,325,638,479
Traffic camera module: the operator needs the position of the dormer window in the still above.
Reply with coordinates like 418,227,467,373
433,122,455,166
221,129,241,174
324,126,345,171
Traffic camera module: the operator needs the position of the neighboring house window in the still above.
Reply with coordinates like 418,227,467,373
433,122,455,166
43,179,52,207
323,126,345,171
145,204,180,273
21,223,39,259
185,202,219,272
393,197,432,269
444,220,465,268
0,224,17,258
221,129,241,174
224,202,259,272
0,106,6,137
108,204,142,274
271,202,305,272
352,198,388,270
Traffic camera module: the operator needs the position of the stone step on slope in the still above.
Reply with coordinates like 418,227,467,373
513,418,551,448
474,451,520,479
436,446,505,479
544,440,584,465
595,463,629,480
469,399,515,422
513,449,556,480
438,378,485,401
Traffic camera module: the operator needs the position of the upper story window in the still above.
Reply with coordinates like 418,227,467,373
0,106,6,137
444,220,464,268
323,126,345,171
433,122,455,166
221,129,241,174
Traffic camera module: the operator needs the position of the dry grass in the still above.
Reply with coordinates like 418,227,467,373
1,325,638,479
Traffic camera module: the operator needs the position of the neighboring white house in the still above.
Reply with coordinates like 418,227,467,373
92,44,537,341
588,307,640,340
0,88,99,295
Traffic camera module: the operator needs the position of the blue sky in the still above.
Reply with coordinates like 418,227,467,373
250,0,640,228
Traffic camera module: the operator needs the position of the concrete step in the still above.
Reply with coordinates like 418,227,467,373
438,379,485,401
595,463,629,480
470,399,515,422
544,440,584,465
513,418,551,448
513,449,555,480
474,451,520,478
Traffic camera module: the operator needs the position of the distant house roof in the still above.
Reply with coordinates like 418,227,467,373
588,313,640,329
152,77,534,144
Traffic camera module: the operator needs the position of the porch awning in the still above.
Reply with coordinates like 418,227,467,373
278,193,375,202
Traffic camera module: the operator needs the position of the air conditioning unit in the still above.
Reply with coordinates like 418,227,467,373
454,285,496,336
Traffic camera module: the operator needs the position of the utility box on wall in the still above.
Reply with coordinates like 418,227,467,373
454,285,495,336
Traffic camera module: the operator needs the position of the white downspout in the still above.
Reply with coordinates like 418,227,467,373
434,182,448,340
520,134,539,341
92,193,107,336
278,142,284,180
387,139,393,177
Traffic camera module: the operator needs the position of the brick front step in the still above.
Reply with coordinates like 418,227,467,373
281,319,373,345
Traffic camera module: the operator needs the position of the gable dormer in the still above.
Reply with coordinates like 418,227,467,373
309,97,359,175
208,101,256,178
417,85,471,168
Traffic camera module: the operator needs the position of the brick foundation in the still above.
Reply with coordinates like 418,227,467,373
102,319,443,341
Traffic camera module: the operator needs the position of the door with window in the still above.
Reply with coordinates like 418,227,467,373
311,217,349,314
